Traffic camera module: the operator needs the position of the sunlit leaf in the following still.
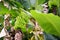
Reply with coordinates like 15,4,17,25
30,10,60,37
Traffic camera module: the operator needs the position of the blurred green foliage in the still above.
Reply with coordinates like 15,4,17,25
0,0,60,40
14,10,30,32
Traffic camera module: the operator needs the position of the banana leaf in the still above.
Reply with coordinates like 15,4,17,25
30,10,60,37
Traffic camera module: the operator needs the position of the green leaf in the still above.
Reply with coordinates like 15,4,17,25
9,9,19,18
0,15,4,23
30,10,60,37
18,0,31,9
38,0,45,4
0,3,9,15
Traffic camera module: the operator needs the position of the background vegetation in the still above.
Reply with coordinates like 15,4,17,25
0,0,60,40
